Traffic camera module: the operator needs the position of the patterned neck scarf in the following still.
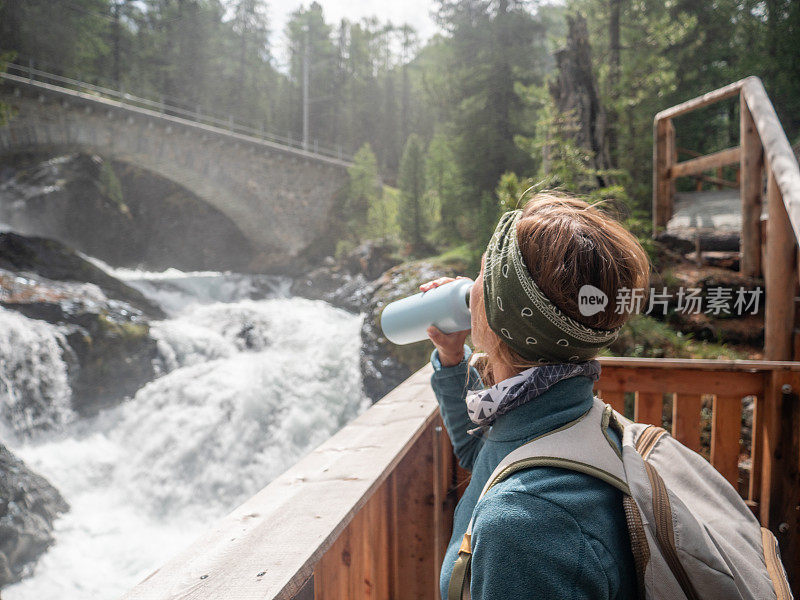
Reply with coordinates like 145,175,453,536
466,360,601,429
483,210,620,363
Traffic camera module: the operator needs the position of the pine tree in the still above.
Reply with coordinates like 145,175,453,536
346,143,381,237
398,134,427,252
424,133,462,241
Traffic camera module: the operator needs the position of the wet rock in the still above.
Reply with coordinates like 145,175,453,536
0,231,164,319
0,267,159,417
0,152,255,272
290,241,401,313
360,258,467,402
0,442,68,588
0,230,164,417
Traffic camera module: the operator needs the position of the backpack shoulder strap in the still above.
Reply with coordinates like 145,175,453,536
476,397,629,506
447,398,631,600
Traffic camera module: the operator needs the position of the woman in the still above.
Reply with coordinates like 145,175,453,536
424,192,650,600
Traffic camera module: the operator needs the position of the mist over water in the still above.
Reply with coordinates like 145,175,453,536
3,265,367,599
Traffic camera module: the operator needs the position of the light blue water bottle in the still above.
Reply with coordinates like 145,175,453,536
380,278,473,345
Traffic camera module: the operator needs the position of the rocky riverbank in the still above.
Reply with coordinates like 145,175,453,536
0,232,166,585
0,232,163,419
291,240,470,401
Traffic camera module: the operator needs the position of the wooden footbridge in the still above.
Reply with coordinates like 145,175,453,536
121,77,800,599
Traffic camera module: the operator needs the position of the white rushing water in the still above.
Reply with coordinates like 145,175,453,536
2,266,367,599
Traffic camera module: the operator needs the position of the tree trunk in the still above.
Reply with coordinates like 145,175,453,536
608,0,621,163
549,14,612,183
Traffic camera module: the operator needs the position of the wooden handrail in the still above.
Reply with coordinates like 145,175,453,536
653,77,800,240
654,78,747,122
120,358,800,598
120,366,449,600
598,357,800,371
741,77,800,240
653,76,800,361
668,146,740,179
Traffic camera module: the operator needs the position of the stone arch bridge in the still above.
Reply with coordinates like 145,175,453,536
0,70,351,268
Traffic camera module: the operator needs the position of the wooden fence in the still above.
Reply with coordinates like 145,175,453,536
121,357,800,599
652,76,800,364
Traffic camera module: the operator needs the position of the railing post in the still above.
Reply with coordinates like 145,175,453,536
759,373,800,591
740,94,764,278
764,169,797,361
653,118,673,234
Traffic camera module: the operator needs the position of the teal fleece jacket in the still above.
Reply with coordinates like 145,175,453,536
432,347,637,600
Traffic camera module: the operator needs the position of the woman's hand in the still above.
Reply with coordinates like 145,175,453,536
421,277,470,367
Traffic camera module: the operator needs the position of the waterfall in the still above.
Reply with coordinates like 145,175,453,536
4,268,366,599
0,307,73,438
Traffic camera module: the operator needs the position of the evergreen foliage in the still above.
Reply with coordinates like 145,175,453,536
398,134,428,252
2,0,797,260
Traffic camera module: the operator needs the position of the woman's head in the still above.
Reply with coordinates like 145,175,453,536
471,191,650,382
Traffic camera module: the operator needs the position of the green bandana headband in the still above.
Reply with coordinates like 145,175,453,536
483,210,620,363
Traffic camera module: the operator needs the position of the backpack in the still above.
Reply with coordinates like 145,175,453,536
447,397,793,600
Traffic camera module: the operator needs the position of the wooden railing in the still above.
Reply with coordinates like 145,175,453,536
121,357,800,599
117,78,800,599
653,76,800,364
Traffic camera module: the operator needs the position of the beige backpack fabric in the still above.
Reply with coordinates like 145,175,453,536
448,398,793,600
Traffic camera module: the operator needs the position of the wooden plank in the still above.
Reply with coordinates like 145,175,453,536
759,371,800,591
391,423,437,600
599,366,763,397
672,393,703,453
653,118,670,230
669,146,740,179
711,394,742,488
667,119,677,219
432,418,455,588
748,395,763,505
598,389,626,415
655,78,745,122
120,366,439,600
635,391,663,426
740,94,764,277
764,168,797,361
315,516,351,599
597,356,800,371
742,77,800,243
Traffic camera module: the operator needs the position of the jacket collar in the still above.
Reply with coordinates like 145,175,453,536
486,375,596,442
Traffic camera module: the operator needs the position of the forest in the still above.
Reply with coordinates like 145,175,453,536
1,0,799,263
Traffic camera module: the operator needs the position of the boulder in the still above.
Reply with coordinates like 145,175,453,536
0,231,164,319
0,232,163,417
360,258,468,402
290,240,402,313
0,443,68,588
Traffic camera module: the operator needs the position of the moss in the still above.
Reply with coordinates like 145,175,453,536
606,314,747,359
95,313,150,342
97,160,130,217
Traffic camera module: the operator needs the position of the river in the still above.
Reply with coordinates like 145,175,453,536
1,262,368,599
